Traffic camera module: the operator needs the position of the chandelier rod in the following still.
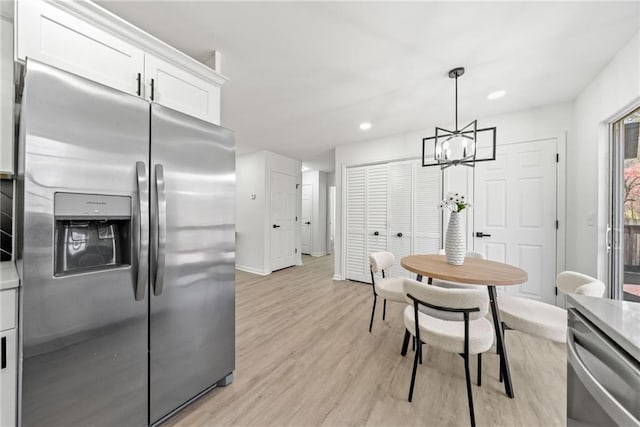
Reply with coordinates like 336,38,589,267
455,73,458,131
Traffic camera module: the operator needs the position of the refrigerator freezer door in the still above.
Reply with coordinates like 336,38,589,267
18,60,150,426
149,104,235,423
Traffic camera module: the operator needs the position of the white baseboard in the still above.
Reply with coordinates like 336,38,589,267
310,251,327,257
332,274,344,281
235,264,271,276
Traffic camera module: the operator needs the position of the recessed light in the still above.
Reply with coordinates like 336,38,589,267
488,90,506,100
359,122,372,130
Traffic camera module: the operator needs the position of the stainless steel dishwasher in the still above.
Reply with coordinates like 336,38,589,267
567,308,640,426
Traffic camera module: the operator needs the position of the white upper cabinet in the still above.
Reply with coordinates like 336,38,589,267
145,55,221,125
16,0,144,95
1,13,14,174
14,0,226,124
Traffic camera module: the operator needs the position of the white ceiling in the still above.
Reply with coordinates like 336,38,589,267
98,1,639,171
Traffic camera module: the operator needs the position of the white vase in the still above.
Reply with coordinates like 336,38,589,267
445,211,465,265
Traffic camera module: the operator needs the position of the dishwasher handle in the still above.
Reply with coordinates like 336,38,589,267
567,326,640,427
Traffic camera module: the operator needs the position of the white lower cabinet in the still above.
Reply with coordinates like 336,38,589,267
16,0,145,95
0,329,16,427
0,289,17,427
145,54,221,125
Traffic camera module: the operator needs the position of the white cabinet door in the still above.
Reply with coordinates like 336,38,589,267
0,15,13,174
366,164,388,282
473,139,557,303
0,328,17,427
270,171,297,271
145,54,221,124
387,161,413,278
16,0,144,95
345,166,368,282
414,160,442,255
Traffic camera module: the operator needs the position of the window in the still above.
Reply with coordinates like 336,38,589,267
611,106,640,302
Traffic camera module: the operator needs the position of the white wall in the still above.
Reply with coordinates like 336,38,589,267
236,151,267,274
334,102,573,279
236,150,302,275
571,31,640,285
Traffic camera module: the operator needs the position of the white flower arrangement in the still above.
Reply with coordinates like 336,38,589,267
438,192,471,213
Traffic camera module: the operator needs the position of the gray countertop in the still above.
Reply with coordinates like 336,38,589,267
567,294,640,362
0,261,19,291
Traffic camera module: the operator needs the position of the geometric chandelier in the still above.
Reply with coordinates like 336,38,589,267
422,67,496,169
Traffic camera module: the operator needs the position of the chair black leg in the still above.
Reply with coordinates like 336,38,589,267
463,354,476,427
419,342,423,365
477,353,482,387
498,322,506,382
383,299,387,320
368,295,377,333
408,338,420,402
412,336,415,351
401,329,411,356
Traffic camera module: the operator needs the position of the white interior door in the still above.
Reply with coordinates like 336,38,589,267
366,164,389,282
387,162,414,278
301,183,312,254
328,186,336,254
414,160,442,254
473,139,557,303
270,171,297,271
345,166,368,282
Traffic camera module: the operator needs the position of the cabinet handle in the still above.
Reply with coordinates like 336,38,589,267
373,231,379,236
397,232,403,237
1,336,6,370
150,78,155,101
273,224,280,228
305,221,311,225
136,73,141,96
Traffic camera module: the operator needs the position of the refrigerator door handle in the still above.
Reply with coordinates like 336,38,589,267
136,161,149,301
154,164,167,296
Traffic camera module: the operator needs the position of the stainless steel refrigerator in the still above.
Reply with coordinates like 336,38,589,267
16,59,235,426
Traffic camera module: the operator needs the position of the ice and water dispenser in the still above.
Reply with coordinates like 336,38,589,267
54,193,132,276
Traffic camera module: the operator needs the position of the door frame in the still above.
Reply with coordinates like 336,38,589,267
468,134,567,305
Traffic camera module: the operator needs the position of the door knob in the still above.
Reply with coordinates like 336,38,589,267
475,232,491,238
373,231,379,236
273,224,280,228
305,221,311,225
397,232,403,237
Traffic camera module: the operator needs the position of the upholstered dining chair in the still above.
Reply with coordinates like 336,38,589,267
498,271,605,344
401,278,493,427
368,252,405,332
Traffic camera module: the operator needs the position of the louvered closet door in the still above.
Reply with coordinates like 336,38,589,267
414,160,442,254
345,166,368,282
366,164,388,283
387,162,414,278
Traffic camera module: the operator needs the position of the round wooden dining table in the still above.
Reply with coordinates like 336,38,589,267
401,254,528,399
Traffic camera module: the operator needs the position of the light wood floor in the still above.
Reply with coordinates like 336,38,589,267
166,255,566,426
